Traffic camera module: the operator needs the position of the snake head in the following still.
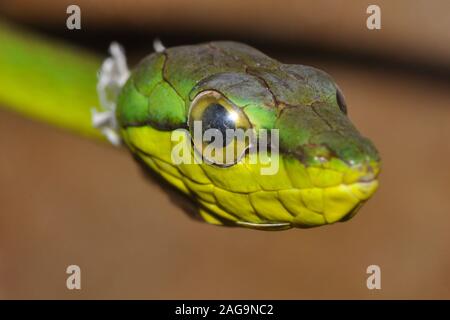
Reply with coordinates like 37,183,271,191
118,41,381,229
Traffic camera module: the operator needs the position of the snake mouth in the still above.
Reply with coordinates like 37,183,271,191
216,177,379,230
277,158,381,228
280,178,379,228
208,157,381,229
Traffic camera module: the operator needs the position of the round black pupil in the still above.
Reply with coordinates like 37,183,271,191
202,103,236,147
336,89,347,114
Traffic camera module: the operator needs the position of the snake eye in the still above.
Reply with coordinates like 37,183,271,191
336,86,347,115
188,90,253,166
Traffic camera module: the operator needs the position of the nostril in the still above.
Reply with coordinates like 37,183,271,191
357,162,380,182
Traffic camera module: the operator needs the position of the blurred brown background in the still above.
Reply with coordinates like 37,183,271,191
0,0,449,299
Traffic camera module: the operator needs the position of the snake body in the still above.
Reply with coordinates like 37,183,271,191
117,42,380,230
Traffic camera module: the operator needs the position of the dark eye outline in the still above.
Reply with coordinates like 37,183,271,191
188,90,254,167
336,86,347,115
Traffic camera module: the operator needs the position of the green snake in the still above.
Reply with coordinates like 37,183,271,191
0,22,380,230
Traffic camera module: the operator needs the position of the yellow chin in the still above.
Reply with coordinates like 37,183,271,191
120,126,380,230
